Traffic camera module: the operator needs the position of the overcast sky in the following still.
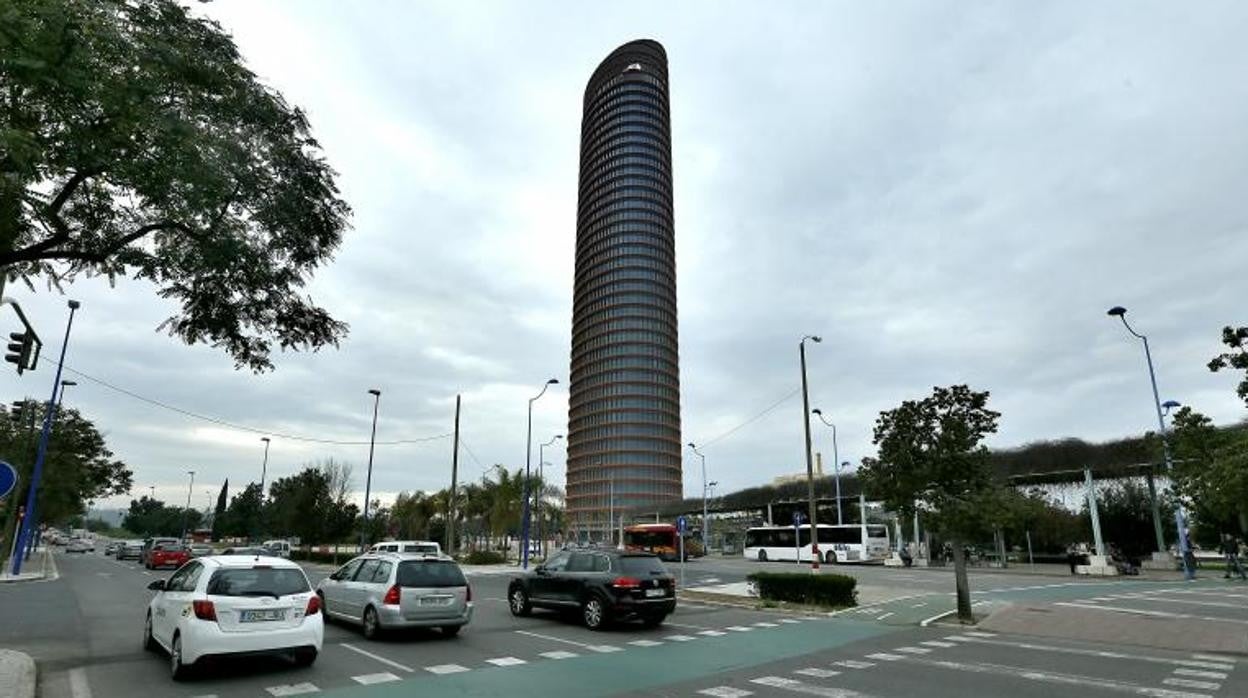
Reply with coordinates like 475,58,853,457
4,1,1246,513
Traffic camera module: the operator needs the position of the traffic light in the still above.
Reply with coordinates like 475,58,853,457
5,331,34,374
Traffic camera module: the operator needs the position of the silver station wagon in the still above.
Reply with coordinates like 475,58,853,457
315,553,472,639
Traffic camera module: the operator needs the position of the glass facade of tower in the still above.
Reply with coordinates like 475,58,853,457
567,40,681,537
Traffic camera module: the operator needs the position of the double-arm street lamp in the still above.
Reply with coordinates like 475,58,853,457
537,434,563,558
522,379,558,569
359,389,381,552
180,470,196,542
810,409,843,525
799,334,823,573
1107,306,1193,580
258,436,271,495
687,443,710,553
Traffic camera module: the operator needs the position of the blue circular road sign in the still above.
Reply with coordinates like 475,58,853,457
676,515,687,533
0,461,17,499
792,510,805,527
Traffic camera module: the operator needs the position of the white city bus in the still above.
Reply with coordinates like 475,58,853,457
743,524,891,564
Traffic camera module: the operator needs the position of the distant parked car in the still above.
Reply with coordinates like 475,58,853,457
315,553,472,640
507,549,675,630
220,546,268,556
188,543,214,558
142,537,179,565
367,540,441,556
66,538,93,554
143,555,322,679
262,540,292,558
147,542,190,570
105,541,121,556
118,540,144,560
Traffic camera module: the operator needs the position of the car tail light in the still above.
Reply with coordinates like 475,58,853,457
466,584,472,602
382,584,401,605
611,576,642,589
305,595,321,616
192,600,216,621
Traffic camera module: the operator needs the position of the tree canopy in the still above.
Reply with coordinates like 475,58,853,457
122,495,200,536
1208,326,1248,408
0,0,351,371
1169,406,1248,535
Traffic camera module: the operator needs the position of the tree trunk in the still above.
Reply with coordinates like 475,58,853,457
951,538,973,622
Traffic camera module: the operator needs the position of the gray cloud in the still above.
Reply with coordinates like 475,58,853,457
3,1,1245,512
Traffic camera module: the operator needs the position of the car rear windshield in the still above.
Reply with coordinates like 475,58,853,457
207,567,310,597
158,544,186,552
396,560,466,587
402,544,438,554
619,556,668,576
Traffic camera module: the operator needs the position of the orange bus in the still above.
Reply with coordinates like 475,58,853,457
623,523,704,561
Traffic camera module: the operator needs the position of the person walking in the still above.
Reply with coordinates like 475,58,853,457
1066,543,1079,575
1221,533,1247,580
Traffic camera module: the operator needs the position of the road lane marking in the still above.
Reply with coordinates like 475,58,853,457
339,643,414,673
919,641,956,648
910,658,1212,697
1162,678,1220,691
265,684,319,696
944,634,1237,669
1055,602,1248,626
893,646,930,654
1172,669,1226,680
832,660,875,669
351,673,400,685
628,639,663,647
874,613,894,620
865,653,904,661
589,645,623,653
485,657,527,666
698,688,754,697
749,676,872,697
911,603,927,608
1191,654,1235,663
666,621,712,630
752,622,779,628
539,651,578,659
69,668,92,698
726,625,754,632
424,664,470,675
515,630,597,649
963,631,995,638
793,668,840,678
698,630,727,636
779,618,801,624
662,634,696,641
1120,596,1246,609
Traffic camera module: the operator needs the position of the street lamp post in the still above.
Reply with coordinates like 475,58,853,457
537,434,562,559
360,389,381,552
10,299,81,576
810,409,843,525
258,437,271,495
180,470,196,542
1107,306,1194,580
688,443,709,553
799,334,823,573
522,379,558,570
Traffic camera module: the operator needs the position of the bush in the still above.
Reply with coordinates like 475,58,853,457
746,571,856,608
460,550,506,565
290,550,350,565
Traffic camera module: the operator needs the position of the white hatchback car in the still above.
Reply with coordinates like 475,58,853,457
143,555,323,680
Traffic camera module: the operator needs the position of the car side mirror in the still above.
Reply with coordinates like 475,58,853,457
147,579,165,591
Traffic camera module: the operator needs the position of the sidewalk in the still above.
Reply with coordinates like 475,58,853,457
0,547,53,584
905,561,1190,582
0,650,36,698
980,602,1248,655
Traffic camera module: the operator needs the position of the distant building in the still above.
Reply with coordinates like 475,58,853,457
566,40,681,539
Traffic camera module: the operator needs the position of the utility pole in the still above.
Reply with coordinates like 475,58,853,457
180,470,196,542
448,394,460,556
799,335,823,573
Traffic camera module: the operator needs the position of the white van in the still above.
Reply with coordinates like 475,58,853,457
262,539,292,558
368,540,442,556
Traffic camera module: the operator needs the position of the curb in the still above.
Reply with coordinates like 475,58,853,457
0,548,55,584
0,649,36,698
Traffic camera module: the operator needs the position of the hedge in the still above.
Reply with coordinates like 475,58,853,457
460,550,506,565
290,550,351,565
746,571,856,608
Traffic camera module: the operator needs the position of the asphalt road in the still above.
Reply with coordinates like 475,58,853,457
2,550,1242,698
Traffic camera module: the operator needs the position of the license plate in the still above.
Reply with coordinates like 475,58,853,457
240,609,285,622
644,588,666,598
419,596,453,606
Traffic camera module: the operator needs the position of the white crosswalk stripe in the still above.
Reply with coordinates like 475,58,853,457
628,639,663,647
663,634,696,641
793,668,841,678
589,644,623,653
424,664,470,675
485,657,527,667
699,630,728,636
1162,677,1221,690
749,676,872,697
893,646,930,654
1191,653,1235,663
539,651,578,660
1172,668,1227,680
726,625,754,632
779,618,802,624
919,641,957,648
698,688,754,697
265,684,319,696
753,621,780,628
832,660,876,669
865,653,904,661
351,673,400,685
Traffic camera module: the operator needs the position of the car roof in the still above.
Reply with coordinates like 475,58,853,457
204,554,300,569
362,551,455,561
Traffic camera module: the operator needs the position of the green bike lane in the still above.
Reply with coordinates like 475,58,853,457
319,617,897,697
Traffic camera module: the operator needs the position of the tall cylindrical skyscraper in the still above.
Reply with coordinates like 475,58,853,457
567,40,681,539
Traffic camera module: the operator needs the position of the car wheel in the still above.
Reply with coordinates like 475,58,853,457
293,649,317,667
170,633,191,681
143,612,158,653
641,614,666,628
825,550,838,564
362,606,382,640
582,594,608,631
440,625,462,637
758,550,768,562
509,587,531,617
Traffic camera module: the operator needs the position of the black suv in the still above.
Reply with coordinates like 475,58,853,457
507,548,676,630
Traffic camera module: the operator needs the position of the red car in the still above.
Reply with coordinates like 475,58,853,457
146,542,191,569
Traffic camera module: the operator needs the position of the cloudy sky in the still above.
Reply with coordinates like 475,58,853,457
4,1,1246,513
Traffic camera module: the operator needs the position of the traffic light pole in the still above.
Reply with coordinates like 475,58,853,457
10,300,79,576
